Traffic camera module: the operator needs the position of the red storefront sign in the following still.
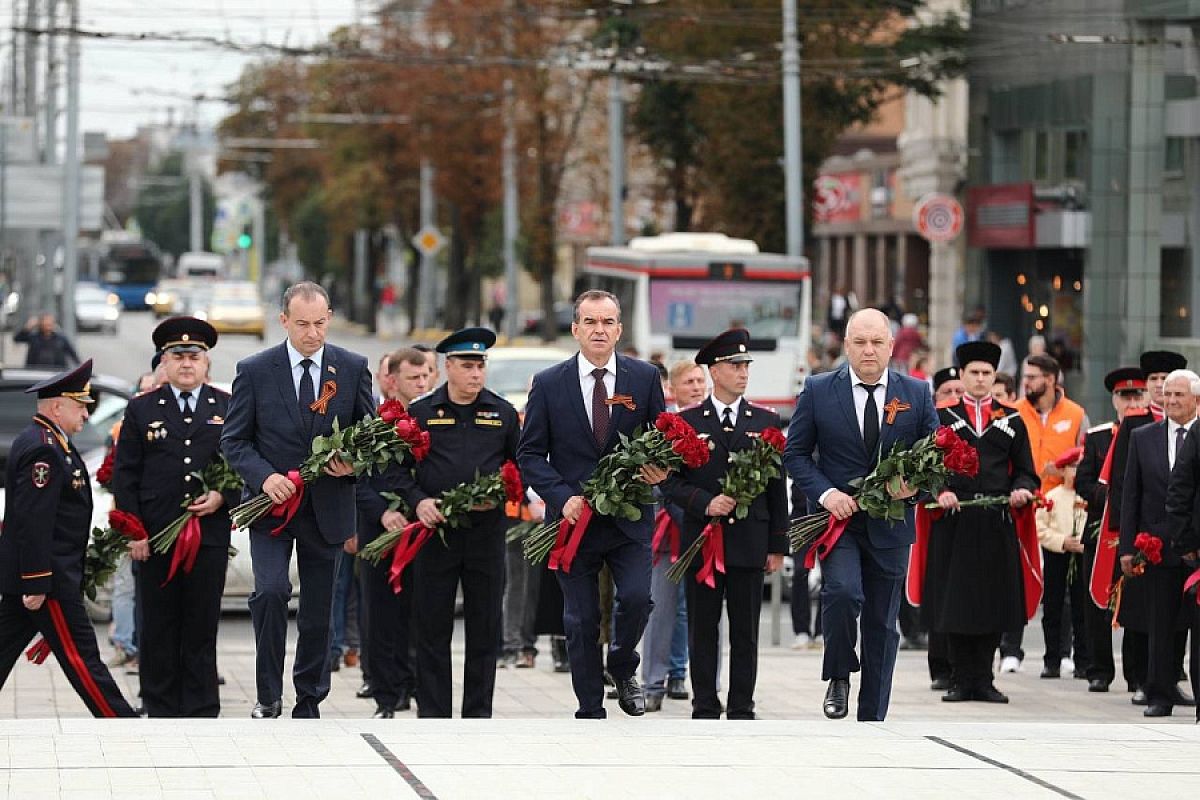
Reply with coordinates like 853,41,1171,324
813,173,862,224
967,182,1035,249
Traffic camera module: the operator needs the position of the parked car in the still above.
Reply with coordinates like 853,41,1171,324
196,281,266,340
147,279,192,318
74,283,122,334
484,346,575,412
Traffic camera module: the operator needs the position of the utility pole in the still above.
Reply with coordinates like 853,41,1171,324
59,0,77,341
608,73,624,246
189,171,202,252
41,0,55,165
417,158,435,329
501,7,519,340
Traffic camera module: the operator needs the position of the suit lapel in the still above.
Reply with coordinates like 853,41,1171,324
159,384,187,431
272,343,305,434
604,357,632,449
317,346,341,428
696,397,728,456
563,357,597,452
878,370,912,457
833,367,865,458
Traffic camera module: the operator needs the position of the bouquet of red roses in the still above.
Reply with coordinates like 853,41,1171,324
523,412,710,572
1107,532,1163,624
150,457,244,586
667,427,787,585
83,510,148,601
359,461,523,592
790,425,979,566
230,399,431,531
95,444,115,489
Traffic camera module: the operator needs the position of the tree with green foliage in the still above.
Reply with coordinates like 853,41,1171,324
133,153,216,260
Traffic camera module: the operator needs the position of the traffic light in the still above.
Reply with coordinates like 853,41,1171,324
237,227,253,249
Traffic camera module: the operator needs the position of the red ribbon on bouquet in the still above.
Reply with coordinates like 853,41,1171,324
388,521,434,593
802,514,851,570
162,515,202,586
1185,567,1200,605
25,637,50,665
270,470,306,536
651,508,680,567
549,502,594,574
694,521,726,588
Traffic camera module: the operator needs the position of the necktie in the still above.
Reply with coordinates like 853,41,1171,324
721,406,734,432
1175,426,1188,469
861,383,880,459
299,358,316,430
179,391,192,417
591,367,610,447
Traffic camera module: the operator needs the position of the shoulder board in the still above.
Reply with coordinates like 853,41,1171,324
746,401,777,414
1125,407,1151,418
207,383,231,397
1087,422,1115,434
936,399,958,410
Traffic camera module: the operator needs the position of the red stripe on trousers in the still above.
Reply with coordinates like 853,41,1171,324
47,599,116,718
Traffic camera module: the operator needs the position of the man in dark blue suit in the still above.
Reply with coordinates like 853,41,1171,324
222,282,375,719
517,290,668,718
784,308,938,721
1121,369,1198,717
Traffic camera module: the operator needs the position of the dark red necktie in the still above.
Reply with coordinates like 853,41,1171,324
591,367,610,446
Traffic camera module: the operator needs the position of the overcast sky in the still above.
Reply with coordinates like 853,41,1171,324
8,0,359,140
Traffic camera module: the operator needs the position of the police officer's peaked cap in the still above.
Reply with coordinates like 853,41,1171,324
955,341,1001,370
1104,366,1146,395
1139,350,1187,377
932,366,960,390
25,358,95,404
695,328,753,366
435,327,496,359
153,316,218,354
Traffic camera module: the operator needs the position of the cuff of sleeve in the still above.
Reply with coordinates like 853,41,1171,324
817,488,835,506
769,532,788,554
22,574,52,594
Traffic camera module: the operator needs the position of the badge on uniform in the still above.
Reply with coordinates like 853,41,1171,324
71,468,85,491
208,416,224,425
32,462,50,489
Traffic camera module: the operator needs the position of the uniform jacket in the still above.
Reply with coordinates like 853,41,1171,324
112,383,239,549
664,398,788,569
221,341,375,544
1075,422,1114,536
517,354,667,541
783,365,939,549
0,416,92,595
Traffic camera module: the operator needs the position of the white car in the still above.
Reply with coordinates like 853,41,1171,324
484,346,575,412
74,283,122,334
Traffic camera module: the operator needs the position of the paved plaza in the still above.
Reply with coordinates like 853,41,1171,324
0,611,1196,798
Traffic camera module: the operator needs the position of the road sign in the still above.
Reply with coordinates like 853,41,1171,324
413,226,446,257
913,193,964,242
0,164,105,230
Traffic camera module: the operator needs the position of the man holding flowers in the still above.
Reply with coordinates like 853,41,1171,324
222,282,376,719
390,327,520,718
784,308,938,721
662,328,788,719
517,290,668,719
112,316,241,717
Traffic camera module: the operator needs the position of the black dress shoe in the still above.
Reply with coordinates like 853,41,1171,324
396,690,413,712
823,679,849,719
1088,679,1110,693
251,700,282,719
644,693,664,713
552,638,570,673
1039,665,1060,679
372,706,395,719
1132,689,1148,706
727,711,757,720
1171,685,1196,707
976,686,1009,704
930,677,952,691
666,677,689,700
615,677,645,716
604,671,619,700
941,687,972,702
1143,704,1173,717
329,654,341,673
356,682,375,699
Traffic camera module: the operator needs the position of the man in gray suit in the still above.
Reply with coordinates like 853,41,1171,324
222,282,375,719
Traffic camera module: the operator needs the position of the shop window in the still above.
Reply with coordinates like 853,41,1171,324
1160,247,1192,338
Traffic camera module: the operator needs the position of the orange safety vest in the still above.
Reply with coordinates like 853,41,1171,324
1018,393,1085,492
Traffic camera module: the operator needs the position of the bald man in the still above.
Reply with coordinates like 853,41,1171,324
784,309,939,721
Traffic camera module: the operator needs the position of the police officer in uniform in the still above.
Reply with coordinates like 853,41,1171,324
112,317,237,717
395,327,520,717
664,329,788,719
0,360,138,717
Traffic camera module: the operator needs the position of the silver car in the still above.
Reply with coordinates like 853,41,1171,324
74,283,122,334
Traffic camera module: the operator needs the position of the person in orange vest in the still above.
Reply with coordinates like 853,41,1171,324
999,354,1088,677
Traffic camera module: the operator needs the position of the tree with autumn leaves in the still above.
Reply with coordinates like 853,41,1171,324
216,0,963,336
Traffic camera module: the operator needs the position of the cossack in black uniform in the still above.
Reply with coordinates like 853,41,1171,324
393,327,520,718
0,360,137,717
112,316,238,717
664,328,788,719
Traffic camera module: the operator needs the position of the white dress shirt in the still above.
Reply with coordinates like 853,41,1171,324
848,365,888,437
1168,417,1195,472
710,395,742,428
286,339,325,401
168,383,198,415
578,352,617,427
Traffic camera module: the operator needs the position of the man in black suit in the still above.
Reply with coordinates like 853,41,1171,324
664,329,788,719
112,317,240,717
517,289,668,719
1122,369,1199,716
222,282,375,719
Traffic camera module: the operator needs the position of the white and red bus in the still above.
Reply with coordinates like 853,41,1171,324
582,233,811,421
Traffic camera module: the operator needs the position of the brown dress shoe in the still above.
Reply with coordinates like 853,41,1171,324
516,652,536,669
343,648,359,668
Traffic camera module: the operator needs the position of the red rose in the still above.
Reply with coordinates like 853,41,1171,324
655,412,680,435
108,509,148,541
943,441,979,478
395,417,420,441
934,426,958,451
760,427,786,453
501,460,524,505
1135,532,1163,565
411,430,432,462
96,446,115,487
379,399,406,423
